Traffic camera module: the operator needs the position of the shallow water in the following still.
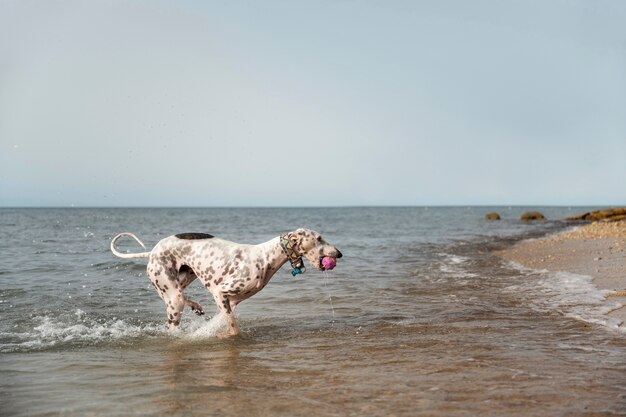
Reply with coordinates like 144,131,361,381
1,207,625,416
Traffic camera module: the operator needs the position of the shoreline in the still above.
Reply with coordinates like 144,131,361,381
495,220,626,330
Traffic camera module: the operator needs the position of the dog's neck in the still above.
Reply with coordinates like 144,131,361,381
279,233,306,276
258,237,293,280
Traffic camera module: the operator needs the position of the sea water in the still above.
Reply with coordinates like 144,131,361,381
1,207,624,416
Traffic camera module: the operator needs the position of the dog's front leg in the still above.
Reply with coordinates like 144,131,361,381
225,312,240,336
212,292,240,337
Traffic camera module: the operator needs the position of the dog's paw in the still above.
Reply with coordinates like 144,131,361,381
192,306,205,316
187,301,205,316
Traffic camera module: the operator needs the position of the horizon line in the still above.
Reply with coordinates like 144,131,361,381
0,204,620,210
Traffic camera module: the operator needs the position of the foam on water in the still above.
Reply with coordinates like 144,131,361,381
0,309,165,353
504,262,625,333
438,253,478,279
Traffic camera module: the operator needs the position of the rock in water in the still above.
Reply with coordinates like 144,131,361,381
521,211,546,221
485,212,501,220
564,207,626,222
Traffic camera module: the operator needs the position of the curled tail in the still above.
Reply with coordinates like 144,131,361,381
111,232,151,259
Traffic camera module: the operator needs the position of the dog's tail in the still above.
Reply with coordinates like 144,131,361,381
110,232,151,259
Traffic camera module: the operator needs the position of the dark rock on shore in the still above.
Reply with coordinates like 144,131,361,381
564,207,626,222
485,212,501,220
520,211,546,221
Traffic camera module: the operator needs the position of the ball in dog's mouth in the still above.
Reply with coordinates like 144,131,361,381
320,256,337,271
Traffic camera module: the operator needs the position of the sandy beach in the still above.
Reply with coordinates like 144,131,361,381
496,220,626,329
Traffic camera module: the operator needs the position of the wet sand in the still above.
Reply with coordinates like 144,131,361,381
496,220,626,328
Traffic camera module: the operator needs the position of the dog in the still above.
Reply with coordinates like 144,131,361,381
111,228,342,336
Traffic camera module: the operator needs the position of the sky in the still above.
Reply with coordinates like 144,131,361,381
1,0,625,207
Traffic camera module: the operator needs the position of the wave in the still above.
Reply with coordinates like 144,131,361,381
437,253,478,279
503,262,625,333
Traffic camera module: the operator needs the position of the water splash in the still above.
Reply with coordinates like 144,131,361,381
183,311,229,339
1,309,164,352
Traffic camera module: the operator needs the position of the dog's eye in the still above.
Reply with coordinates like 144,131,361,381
317,236,323,242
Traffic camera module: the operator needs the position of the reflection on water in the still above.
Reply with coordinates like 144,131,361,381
155,341,242,416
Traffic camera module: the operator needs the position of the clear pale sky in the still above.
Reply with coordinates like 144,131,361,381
1,0,625,207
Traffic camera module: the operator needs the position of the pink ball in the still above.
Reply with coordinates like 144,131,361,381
321,256,336,271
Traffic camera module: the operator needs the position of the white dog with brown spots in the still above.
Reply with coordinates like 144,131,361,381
111,229,342,337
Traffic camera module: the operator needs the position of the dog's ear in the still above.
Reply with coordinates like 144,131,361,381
284,231,296,244
287,230,305,249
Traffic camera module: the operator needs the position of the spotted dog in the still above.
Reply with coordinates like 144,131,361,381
111,229,342,336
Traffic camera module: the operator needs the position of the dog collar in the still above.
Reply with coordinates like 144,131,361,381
280,234,306,276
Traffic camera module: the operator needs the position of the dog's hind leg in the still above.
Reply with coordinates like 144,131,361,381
165,294,185,330
178,265,204,316
148,266,185,330
178,265,197,288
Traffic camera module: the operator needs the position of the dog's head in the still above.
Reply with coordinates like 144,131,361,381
284,228,342,271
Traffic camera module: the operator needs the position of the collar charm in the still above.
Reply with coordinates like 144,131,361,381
280,234,306,277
